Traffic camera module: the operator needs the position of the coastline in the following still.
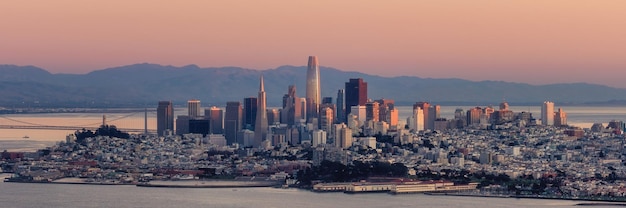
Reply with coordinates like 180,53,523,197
427,192,626,206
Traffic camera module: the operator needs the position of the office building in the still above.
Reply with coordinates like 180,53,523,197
225,101,243,145
187,99,202,118
267,109,280,125
175,115,189,135
555,108,567,126
205,106,223,134
243,97,257,130
413,102,430,130
365,101,380,122
254,75,269,147
306,56,321,121
345,78,367,121
467,107,482,126
189,118,210,136
542,101,555,126
157,101,174,136
428,105,440,130
281,85,302,126
320,106,334,134
336,89,345,124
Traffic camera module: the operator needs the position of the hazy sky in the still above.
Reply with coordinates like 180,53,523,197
1,1,625,87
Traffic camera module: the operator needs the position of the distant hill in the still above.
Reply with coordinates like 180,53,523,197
1,64,626,108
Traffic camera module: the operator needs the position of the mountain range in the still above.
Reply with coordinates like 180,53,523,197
1,63,625,108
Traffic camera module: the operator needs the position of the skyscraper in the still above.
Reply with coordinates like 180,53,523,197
243,97,257,130
306,56,321,122
225,101,242,145
205,106,223,134
428,105,440,130
365,101,380,122
336,89,345,124
319,106,334,134
187,99,201,118
281,85,302,126
254,75,268,147
157,101,174,136
345,78,367,121
413,102,430,129
555,108,567,126
542,101,555,126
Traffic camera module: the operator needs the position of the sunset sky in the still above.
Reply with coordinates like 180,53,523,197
1,1,625,87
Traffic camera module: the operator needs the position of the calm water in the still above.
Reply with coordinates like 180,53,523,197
0,180,602,208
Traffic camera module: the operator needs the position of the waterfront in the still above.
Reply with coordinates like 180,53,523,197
0,179,610,208
2,106,626,145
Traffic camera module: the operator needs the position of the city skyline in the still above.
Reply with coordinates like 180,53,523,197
2,1,626,88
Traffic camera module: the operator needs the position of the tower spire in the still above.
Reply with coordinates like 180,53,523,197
259,74,265,92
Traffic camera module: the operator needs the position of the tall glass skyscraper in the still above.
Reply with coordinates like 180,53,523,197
157,101,174,136
345,78,367,121
243,97,257,130
336,89,345,124
306,56,321,122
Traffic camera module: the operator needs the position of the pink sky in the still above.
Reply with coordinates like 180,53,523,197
1,1,625,87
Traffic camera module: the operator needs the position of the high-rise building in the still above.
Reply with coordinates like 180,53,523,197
542,101,555,126
345,78,367,121
413,102,430,130
555,108,567,126
376,99,395,125
243,97,258,130
320,107,334,134
205,106,223,134
428,105,440,130
365,101,380,122
267,109,280,125
467,107,483,126
409,107,424,131
334,123,353,149
254,75,269,147
306,56,321,121
336,89,345,124
281,85,302,126
157,101,174,136
175,115,189,135
387,108,399,127
350,105,366,124
187,99,201,118
225,101,242,145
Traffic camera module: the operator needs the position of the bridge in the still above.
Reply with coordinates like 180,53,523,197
0,111,157,134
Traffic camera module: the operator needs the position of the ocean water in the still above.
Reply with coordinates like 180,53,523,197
0,180,603,208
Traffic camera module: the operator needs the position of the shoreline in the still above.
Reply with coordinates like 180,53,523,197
427,192,626,205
